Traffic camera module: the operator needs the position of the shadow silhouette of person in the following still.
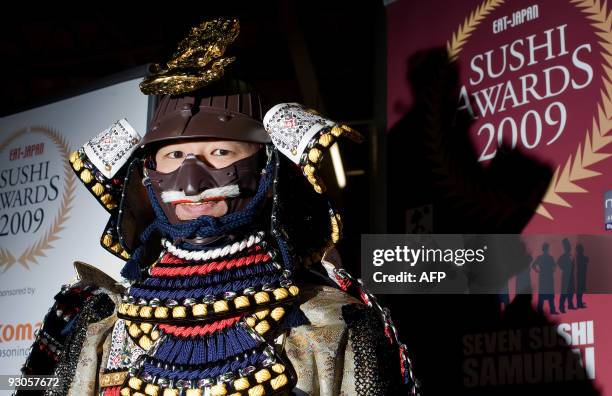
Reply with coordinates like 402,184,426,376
558,238,576,313
575,243,588,308
385,47,598,395
532,242,557,314
515,253,533,295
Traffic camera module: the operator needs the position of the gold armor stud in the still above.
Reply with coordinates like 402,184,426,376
172,306,187,318
210,383,227,396
270,374,288,390
102,234,113,247
213,300,229,313
234,295,250,309
154,307,169,319
254,369,271,383
270,307,285,321
247,384,265,396
254,309,269,320
192,303,208,317
144,383,159,396
233,377,249,391
128,377,143,390
139,335,153,350
80,169,93,184
254,291,269,304
139,306,153,319
101,193,113,204
307,147,323,163
92,182,105,196
272,288,289,300
254,320,270,335
69,151,79,163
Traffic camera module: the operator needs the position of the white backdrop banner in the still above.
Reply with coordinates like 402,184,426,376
0,77,149,377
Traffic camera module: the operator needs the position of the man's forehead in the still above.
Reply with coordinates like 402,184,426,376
156,138,256,150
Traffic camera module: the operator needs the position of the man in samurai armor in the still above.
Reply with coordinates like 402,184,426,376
20,18,419,396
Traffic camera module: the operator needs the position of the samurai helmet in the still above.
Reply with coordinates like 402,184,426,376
68,17,352,267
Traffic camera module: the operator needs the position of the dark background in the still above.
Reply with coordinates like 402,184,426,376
0,3,380,124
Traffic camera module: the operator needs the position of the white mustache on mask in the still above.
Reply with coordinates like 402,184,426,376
160,185,240,204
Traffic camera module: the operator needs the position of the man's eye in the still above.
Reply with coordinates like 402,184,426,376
211,149,231,156
166,151,184,159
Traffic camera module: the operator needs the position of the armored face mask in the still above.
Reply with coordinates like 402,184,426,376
144,147,265,225
113,90,272,254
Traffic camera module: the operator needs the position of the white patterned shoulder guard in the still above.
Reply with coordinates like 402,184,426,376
263,103,363,194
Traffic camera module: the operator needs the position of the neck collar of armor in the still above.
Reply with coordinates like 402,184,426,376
116,230,304,395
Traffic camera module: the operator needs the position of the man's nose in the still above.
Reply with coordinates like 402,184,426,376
180,154,207,196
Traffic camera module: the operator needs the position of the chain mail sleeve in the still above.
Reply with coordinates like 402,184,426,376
339,303,406,396
283,284,410,396
18,263,122,396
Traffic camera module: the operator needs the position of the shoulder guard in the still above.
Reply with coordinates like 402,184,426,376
68,119,142,261
19,264,120,395
263,103,363,195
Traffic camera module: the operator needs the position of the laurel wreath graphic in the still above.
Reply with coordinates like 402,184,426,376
446,0,612,220
0,127,75,270
446,0,505,62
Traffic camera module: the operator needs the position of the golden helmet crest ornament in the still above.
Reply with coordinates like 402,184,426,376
140,18,240,95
